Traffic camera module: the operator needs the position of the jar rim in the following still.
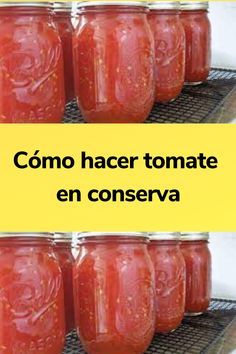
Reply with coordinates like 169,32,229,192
181,232,209,241
149,1,180,10
0,232,53,238
77,1,149,9
77,232,148,239
0,2,52,7
149,232,180,240
180,1,209,10
54,1,72,11
54,232,72,243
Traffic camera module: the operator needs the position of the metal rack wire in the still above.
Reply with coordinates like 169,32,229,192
63,298,236,354
64,69,236,124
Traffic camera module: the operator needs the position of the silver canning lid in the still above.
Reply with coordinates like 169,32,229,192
78,1,149,9
180,2,209,10
149,232,180,241
54,232,72,243
0,232,53,238
0,2,52,7
77,232,148,239
54,2,72,11
181,232,209,241
149,2,180,10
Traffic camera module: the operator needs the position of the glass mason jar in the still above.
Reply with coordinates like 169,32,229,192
180,232,212,316
74,232,156,354
54,2,75,103
148,232,186,333
0,233,65,354
54,232,75,334
180,2,211,85
148,2,185,103
0,2,65,123
73,2,155,123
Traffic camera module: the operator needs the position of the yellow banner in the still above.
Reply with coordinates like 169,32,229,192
0,124,235,232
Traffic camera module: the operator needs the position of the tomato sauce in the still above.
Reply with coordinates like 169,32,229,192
0,233,65,354
148,3,185,103
73,232,155,354
73,3,155,123
0,4,65,123
54,2,75,103
54,233,75,334
148,233,186,333
180,2,211,85
180,233,212,315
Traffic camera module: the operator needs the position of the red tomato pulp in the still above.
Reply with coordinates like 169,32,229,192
180,6,211,84
73,233,156,354
0,5,65,123
148,5,185,103
0,234,65,354
73,4,155,123
148,235,186,333
181,238,212,315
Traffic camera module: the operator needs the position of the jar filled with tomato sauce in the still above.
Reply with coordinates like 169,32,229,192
54,2,75,103
74,232,155,354
73,2,155,123
0,2,65,123
148,2,185,103
180,232,212,316
54,232,75,334
0,232,65,354
148,232,186,333
180,2,211,85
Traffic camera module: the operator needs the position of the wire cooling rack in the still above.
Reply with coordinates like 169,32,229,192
63,298,236,354
64,69,236,124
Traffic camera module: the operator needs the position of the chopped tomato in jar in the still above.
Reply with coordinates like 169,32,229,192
73,3,155,123
180,2,211,85
0,233,65,354
148,2,185,103
54,2,75,103
180,233,212,315
0,3,65,123
148,233,186,333
54,233,75,334
73,232,156,354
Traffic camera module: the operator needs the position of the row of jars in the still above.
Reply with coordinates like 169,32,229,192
0,231,211,354
0,1,211,123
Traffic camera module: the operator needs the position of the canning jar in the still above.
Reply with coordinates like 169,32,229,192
73,2,155,123
54,232,75,334
54,2,75,103
148,2,185,103
0,233,65,354
180,2,211,85
0,3,65,123
180,232,212,316
74,232,155,354
148,232,186,333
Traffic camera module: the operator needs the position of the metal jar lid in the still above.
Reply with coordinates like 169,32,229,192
0,2,52,7
54,2,72,11
180,2,209,10
180,232,209,241
77,1,149,9
54,232,72,243
149,1,180,10
77,232,148,239
149,232,180,241
0,232,53,238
